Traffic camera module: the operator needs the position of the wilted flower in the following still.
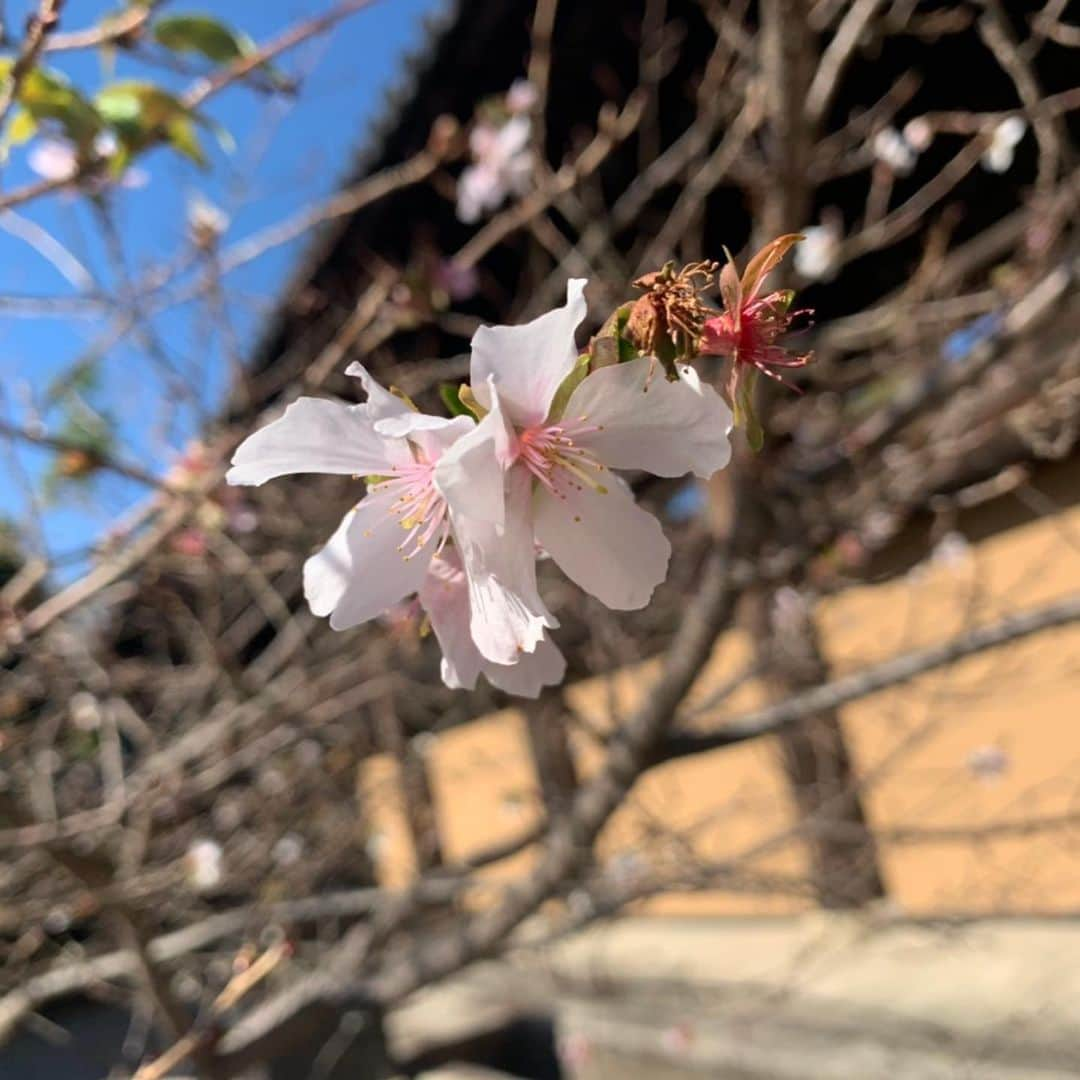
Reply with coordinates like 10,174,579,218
625,260,717,379
872,126,917,175
457,114,534,223
703,234,812,388
227,364,551,670
440,280,732,626
982,115,1027,173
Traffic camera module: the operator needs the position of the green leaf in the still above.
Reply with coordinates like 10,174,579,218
4,64,104,149
165,114,206,166
95,81,215,168
547,354,590,422
44,357,102,407
6,109,37,146
733,367,764,451
590,302,635,370
439,382,478,420
150,13,291,91
152,14,251,64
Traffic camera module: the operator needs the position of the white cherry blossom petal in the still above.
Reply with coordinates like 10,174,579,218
455,467,557,664
303,492,433,625
418,552,483,691
303,490,432,630
534,474,670,610
227,397,402,486
483,636,566,698
345,362,414,423
435,380,516,526
470,279,588,428
419,551,565,697
303,508,357,618
564,359,732,479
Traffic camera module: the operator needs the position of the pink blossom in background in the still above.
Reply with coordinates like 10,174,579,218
435,257,479,301
506,78,538,114
456,114,534,223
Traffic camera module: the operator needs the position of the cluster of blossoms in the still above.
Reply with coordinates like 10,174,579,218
228,238,810,696
873,114,1029,177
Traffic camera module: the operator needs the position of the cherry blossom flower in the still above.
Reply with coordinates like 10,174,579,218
456,114,534,224
439,280,732,623
227,364,545,668
982,115,1027,173
419,548,565,697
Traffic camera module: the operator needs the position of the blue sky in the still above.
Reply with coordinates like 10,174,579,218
0,0,441,575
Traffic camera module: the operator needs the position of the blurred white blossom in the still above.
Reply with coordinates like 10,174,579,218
931,530,972,570
966,744,1010,782
29,132,148,191
982,116,1027,173
506,78,538,114
68,691,101,732
185,839,224,893
187,194,230,246
902,117,934,152
795,220,841,282
873,126,917,175
272,832,305,867
457,114,534,223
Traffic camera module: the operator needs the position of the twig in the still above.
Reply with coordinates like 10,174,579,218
526,0,559,159
661,592,1080,759
43,2,148,52
805,0,887,125
0,416,179,493
181,0,386,111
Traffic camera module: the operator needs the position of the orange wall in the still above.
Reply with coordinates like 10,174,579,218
361,502,1080,916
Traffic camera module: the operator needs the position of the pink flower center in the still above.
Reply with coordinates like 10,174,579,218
370,458,449,560
515,419,606,498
